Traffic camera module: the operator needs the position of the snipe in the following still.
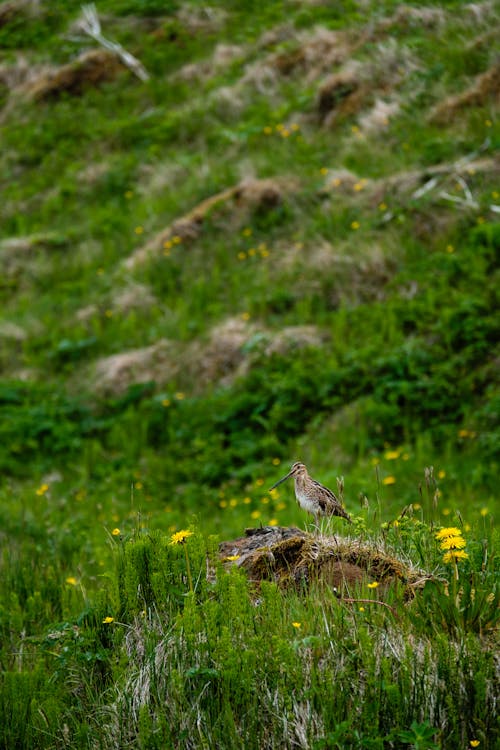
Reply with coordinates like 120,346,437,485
269,461,352,526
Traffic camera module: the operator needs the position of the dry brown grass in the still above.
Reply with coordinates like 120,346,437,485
19,49,125,101
429,63,500,124
92,339,176,396
124,176,299,269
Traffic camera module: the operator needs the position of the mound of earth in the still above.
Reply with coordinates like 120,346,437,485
220,526,432,601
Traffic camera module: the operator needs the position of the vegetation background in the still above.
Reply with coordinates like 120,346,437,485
0,0,498,748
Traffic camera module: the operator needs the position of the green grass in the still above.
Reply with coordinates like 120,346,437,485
0,0,498,747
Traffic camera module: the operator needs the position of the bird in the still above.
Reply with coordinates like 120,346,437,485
269,461,352,526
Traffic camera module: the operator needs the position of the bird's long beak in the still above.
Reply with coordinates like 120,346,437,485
269,470,293,491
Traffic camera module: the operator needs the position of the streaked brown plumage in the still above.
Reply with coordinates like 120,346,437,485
269,461,352,525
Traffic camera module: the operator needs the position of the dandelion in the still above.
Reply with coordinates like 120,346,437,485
255,478,264,487
260,248,270,258
484,119,492,127
281,129,290,137
384,450,400,460
36,483,49,496
492,191,499,200
102,616,114,624
243,497,252,505
269,518,278,526
238,251,247,260
276,124,285,132
269,488,279,499
242,227,252,237
382,476,396,485
272,457,281,465
359,607,365,612
291,123,300,131
442,508,450,516
229,498,238,508
125,190,133,199
163,240,172,249
354,182,364,191
378,202,387,211
261,497,269,505
66,577,78,586
470,741,480,748
251,510,261,520
413,503,421,510
170,529,193,545
219,500,228,508
224,555,240,561
248,248,256,257
367,581,379,589
263,126,272,135
480,508,489,517
351,221,360,230
111,528,121,536
331,178,342,188
241,312,251,321
320,167,329,175
134,226,144,235
292,621,301,628
135,482,143,490
435,527,462,540
446,244,454,253
351,125,359,133
439,536,466,550
162,398,171,407
175,392,185,400
97,267,104,275
458,428,469,438
172,236,182,244
438,470,446,479
443,550,469,563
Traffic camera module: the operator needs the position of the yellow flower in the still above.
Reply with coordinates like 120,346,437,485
102,616,114,624
272,457,280,465
276,502,286,511
281,129,290,137
378,202,387,211
384,450,400,460
320,167,329,175
351,125,359,133
111,528,121,536
251,510,261,520
359,606,365,612
172,236,182,244
163,240,172,249
382,476,396,485
484,119,492,127
36,483,49,496
443,549,469,563
351,221,360,230
492,191,499,200
162,398,171,407
134,226,144,235
255,478,264,486
261,496,269,504
175,392,185,400
292,621,301,628
438,470,446,479
66,577,78,586
367,581,379,589
435,527,462,541
238,251,247,260
170,529,194,545
439,536,466,550
470,741,480,748
224,555,240,561
135,482,143,490
263,126,272,135
242,228,252,237
243,497,251,505
446,244,454,253
125,190,133,199
291,123,300,131
413,503,421,510
269,518,278,526
458,429,469,438
229,498,238,508
219,500,228,508
241,312,251,321
480,508,488,517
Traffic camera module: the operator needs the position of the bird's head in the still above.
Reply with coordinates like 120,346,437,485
269,461,307,490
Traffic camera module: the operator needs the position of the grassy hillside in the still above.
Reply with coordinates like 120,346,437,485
0,0,498,747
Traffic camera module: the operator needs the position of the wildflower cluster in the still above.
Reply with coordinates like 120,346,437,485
435,527,469,564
